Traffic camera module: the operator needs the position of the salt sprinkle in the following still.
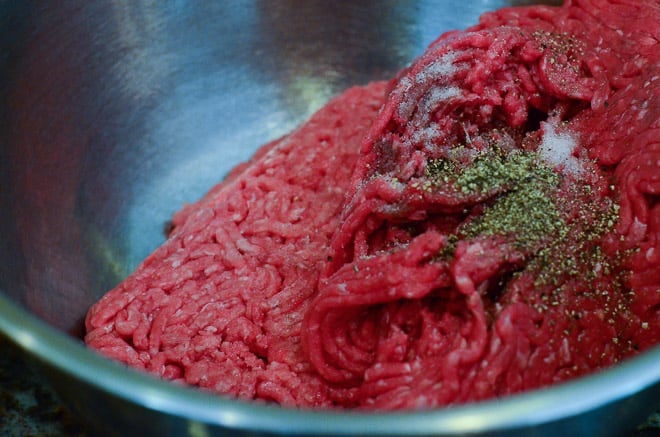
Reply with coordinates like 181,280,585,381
416,52,458,85
538,122,584,176
398,52,460,119
423,86,462,111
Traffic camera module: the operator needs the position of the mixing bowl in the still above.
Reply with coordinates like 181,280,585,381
1,1,658,435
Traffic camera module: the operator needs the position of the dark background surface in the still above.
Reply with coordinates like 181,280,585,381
1,335,86,436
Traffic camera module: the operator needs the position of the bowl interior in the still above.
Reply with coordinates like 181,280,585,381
1,1,657,436
1,0,555,335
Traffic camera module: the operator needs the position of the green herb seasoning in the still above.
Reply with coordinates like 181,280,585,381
427,149,558,195
457,152,555,195
426,158,458,184
427,143,621,291
530,194,620,286
460,180,565,250
429,147,565,256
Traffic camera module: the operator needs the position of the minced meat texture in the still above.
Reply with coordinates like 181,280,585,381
86,0,659,410
85,84,388,407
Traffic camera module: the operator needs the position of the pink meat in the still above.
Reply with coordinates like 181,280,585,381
85,83,389,407
303,0,659,408
86,0,658,411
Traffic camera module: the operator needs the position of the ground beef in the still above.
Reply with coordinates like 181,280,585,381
85,84,388,407
86,0,659,410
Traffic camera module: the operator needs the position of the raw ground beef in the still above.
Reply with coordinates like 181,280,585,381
85,84,389,407
86,0,659,410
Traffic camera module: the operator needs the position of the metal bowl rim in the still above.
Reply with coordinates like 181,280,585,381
1,292,658,435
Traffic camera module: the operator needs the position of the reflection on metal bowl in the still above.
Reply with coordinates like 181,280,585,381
0,1,657,435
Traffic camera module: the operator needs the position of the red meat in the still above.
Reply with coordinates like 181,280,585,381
86,83,389,407
86,0,659,410
303,0,659,408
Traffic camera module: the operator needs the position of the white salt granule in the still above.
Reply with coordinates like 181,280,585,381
398,52,460,119
416,52,459,85
405,85,463,131
423,86,462,111
538,122,584,177
409,125,441,147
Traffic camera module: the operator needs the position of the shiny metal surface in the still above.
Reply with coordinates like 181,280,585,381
0,1,657,435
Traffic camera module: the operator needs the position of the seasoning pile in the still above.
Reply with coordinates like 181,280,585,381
86,0,658,409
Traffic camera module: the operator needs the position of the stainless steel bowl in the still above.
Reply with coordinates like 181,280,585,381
1,1,658,435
